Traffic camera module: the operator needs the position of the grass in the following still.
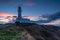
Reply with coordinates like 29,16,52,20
0,29,18,40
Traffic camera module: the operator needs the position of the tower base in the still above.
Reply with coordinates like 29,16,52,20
15,21,35,26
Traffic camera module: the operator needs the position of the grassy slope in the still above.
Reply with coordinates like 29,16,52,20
0,23,60,40
0,23,35,40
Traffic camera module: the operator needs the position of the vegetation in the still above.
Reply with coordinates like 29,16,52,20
0,24,35,40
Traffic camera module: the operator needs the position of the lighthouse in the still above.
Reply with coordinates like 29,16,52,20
16,6,22,23
15,6,22,26
18,6,22,19
15,6,31,25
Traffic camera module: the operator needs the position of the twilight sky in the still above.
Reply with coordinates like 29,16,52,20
0,0,60,17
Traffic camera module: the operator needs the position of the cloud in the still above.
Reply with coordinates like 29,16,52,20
0,18,9,24
41,12,60,23
23,16,39,21
0,12,17,24
24,2,35,6
44,19,60,26
49,12,60,21
41,12,60,26
0,12,17,17
23,0,35,6
22,15,49,21
0,12,39,21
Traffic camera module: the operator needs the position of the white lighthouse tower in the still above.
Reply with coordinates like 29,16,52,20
15,6,32,24
16,6,22,23
18,6,22,19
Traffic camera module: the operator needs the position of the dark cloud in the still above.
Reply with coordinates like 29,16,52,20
37,12,60,23
49,12,60,20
